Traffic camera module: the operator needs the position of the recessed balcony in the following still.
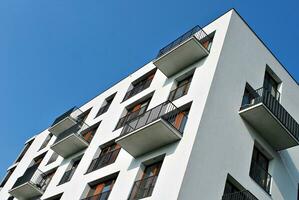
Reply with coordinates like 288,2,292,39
9,165,46,200
48,107,84,136
239,87,299,150
153,26,211,77
116,101,187,157
222,190,258,200
50,122,91,158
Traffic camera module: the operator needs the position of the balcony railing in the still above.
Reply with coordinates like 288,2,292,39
249,161,271,194
51,107,83,126
123,79,153,101
58,168,76,185
115,105,148,130
241,87,299,142
222,190,258,200
156,25,211,58
54,122,90,144
121,101,187,136
168,81,191,101
12,164,46,191
87,148,121,173
129,175,157,200
96,104,111,117
81,191,111,200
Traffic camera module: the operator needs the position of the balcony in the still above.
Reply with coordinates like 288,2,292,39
250,161,271,194
81,191,111,200
128,175,157,200
116,101,187,157
9,165,46,200
87,148,121,173
153,26,211,77
222,190,258,200
48,107,84,136
240,87,299,150
50,122,90,158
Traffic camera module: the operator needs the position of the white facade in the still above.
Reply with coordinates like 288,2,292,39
0,9,298,200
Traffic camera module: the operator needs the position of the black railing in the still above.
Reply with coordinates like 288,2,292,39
58,168,76,185
241,87,299,143
157,25,211,58
222,190,258,200
115,105,148,130
87,148,121,173
129,175,157,200
249,161,271,194
12,164,46,191
54,122,90,144
123,79,153,101
51,107,77,126
81,191,111,200
121,101,187,136
168,81,191,101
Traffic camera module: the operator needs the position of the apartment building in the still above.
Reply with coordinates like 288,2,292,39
0,9,299,200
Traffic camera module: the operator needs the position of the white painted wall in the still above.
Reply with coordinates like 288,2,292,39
0,9,298,200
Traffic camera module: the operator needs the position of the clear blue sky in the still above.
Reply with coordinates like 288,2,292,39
0,0,298,179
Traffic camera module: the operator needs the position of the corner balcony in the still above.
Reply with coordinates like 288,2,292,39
153,26,211,77
48,107,83,136
222,190,258,200
240,87,299,150
50,122,90,158
9,165,46,200
116,101,187,157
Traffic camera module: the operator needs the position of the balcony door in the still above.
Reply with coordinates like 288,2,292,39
263,71,279,100
87,179,115,200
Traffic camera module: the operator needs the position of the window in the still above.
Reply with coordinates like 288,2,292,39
0,166,16,187
41,169,57,191
84,178,116,200
129,161,163,200
81,123,100,143
39,133,53,150
15,138,34,163
87,144,121,173
249,147,271,193
123,70,156,101
96,93,116,117
263,70,280,101
168,74,193,101
46,152,59,165
115,98,151,130
59,158,81,185
78,108,92,123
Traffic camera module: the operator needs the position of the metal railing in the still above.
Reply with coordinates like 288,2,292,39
222,190,258,200
123,78,153,101
121,101,187,136
87,148,121,173
128,175,157,200
81,191,111,200
51,107,84,126
115,104,148,130
12,164,46,191
241,87,299,143
58,168,76,185
249,161,271,194
157,25,211,58
54,121,90,144
168,81,191,101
